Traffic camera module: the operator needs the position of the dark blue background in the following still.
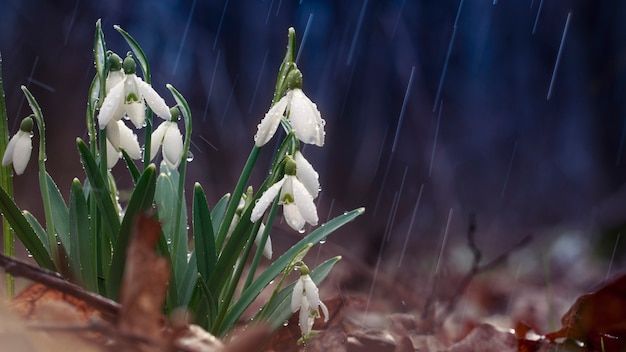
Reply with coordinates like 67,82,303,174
1,0,626,270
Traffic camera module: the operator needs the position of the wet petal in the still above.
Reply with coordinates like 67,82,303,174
2,133,18,167
294,151,320,198
124,100,146,129
105,71,125,94
291,277,304,313
11,132,32,175
254,224,273,260
163,122,183,169
118,121,141,159
288,89,325,146
106,139,121,168
251,177,285,222
137,80,171,120
99,81,124,129
292,178,318,226
254,96,288,146
302,275,320,309
283,203,306,232
106,120,121,151
150,122,167,161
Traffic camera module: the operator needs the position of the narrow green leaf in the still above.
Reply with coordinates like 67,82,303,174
69,179,96,292
211,193,230,234
0,187,55,270
77,138,120,242
113,25,150,82
23,211,50,254
179,251,198,307
193,183,216,284
107,164,157,301
45,172,70,256
155,164,188,296
93,19,107,88
262,256,341,331
121,149,141,184
219,208,364,334
0,52,15,296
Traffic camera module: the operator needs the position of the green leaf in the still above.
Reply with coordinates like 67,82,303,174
114,25,150,82
121,149,141,184
219,207,364,335
211,193,230,234
69,179,96,292
155,164,188,293
23,211,50,254
193,183,216,284
0,187,55,270
93,19,107,87
179,251,198,307
45,172,70,256
107,164,157,301
77,138,120,242
262,256,341,330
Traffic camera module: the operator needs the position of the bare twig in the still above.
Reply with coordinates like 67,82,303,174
0,253,120,321
438,213,532,325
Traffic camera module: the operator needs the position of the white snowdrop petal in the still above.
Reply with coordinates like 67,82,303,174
138,80,171,120
12,132,32,175
106,139,121,169
105,71,125,94
289,89,325,147
99,82,124,129
291,278,304,313
319,300,329,322
292,179,318,226
106,121,121,151
254,224,273,260
299,302,311,335
283,203,306,232
118,122,142,159
2,134,17,167
150,122,167,161
251,178,285,222
294,151,320,198
254,96,288,147
124,100,146,129
302,275,320,309
163,122,183,169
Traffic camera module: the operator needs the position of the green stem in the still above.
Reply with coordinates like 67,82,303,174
215,146,261,249
0,53,14,297
243,197,280,291
21,87,59,268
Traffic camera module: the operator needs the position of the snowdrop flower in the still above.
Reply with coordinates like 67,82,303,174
291,264,328,337
99,53,171,130
251,154,319,232
2,116,33,175
150,107,183,170
105,120,142,168
254,68,325,147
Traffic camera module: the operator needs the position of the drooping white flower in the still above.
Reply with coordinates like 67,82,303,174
291,267,328,337
251,156,318,232
254,69,325,147
150,109,183,170
2,117,33,175
99,53,171,129
105,120,142,168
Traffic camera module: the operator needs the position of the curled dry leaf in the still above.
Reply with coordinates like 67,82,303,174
545,273,626,351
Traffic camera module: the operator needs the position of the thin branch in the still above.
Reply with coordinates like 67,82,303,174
0,253,120,321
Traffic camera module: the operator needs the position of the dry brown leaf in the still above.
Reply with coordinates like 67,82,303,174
445,323,517,352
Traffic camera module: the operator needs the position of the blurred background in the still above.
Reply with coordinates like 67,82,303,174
1,0,626,292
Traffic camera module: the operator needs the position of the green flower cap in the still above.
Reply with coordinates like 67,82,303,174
286,67,303,90
123,54,137,75
284,156,297,176
19,116,34,133
108,52,123,72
